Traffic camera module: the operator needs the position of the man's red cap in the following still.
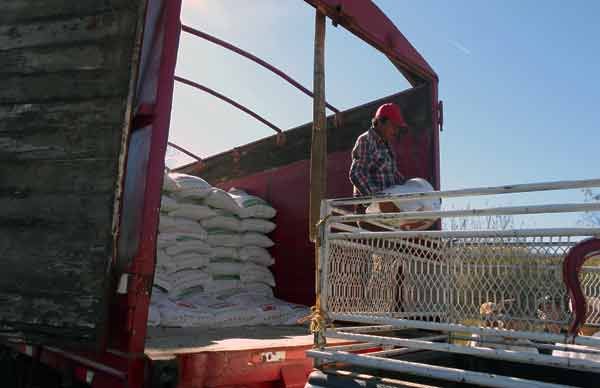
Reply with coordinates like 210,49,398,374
375,103,407,128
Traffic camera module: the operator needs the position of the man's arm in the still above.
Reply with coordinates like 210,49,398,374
349,138,374,196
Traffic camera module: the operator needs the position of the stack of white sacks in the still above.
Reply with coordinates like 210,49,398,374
147,172,309,328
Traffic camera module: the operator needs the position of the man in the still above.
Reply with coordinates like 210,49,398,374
349,102,407,212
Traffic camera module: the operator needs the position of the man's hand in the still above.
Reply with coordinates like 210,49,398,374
379,201,399,213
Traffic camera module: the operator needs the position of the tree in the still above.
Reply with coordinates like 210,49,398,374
581,189,600,227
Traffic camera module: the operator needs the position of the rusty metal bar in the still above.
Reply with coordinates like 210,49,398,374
181,24,340,114
167,141,202,162
174,76,282,133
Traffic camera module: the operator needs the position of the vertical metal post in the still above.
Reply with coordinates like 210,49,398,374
310,10,327,351
309,10,327,242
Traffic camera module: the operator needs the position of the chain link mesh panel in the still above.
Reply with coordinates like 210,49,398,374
325,235,600,333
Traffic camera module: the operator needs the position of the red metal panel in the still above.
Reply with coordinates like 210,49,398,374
177,347,313,388
304,0,437,85
563,238,600,334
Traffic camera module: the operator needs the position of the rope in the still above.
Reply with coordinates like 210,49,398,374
298,296,332,334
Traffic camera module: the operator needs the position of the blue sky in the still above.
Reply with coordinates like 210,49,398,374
169,0,600,227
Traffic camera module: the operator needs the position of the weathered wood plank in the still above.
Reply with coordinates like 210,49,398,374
0,293,100,329
0,10,137,51
0,0,136,24
0,42,129,75
0,193,114,225
1,159,119,194
0,98,124,133
0,70,130,104
0,125,122,160
0,259,107,298
0,223,111,343
0,224,111,255
0,0,146,348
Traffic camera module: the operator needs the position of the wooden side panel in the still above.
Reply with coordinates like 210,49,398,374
0,1,147,347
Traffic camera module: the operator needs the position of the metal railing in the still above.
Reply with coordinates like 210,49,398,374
310,178,600,387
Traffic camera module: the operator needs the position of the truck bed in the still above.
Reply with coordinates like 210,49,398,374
145,324,339,359
145,325,351,387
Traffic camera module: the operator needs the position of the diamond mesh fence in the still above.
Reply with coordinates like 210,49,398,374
325,235,600,332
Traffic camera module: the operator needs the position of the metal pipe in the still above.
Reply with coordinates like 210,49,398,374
320,368,440,388
367,347,425,358
325,331,600,372
167,141,203,162
307,349,572,388
330,202,600,224
328,314,600,348
329,228,600,240
330,325,396,333
174,76,282,133
324,343,379,352
181,24,340,113
451,334,600,357
329,178,600,206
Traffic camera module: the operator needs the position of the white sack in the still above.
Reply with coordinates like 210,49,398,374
201,215,241,232
241,282,275,296
158,301,216,327
212,246,240,260
366,178,441,230
169,173,212,199
228,188,276,219
162,253,211,274
240,218,276,233
168,204,217,221
166,240,212,256
240,263,276,286
159,231,208,245
241,233,274,248
206,230,242,248
204,188,240,214
239,246,274,266
207,259,244,276
162,173,179,193
210,302,260,328
160,195,179,213
147,305,161,327
159,215,208,236
204,279,241,295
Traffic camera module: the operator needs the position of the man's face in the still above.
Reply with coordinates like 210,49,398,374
382,121,401,141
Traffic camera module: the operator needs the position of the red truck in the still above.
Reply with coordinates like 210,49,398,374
0,1,440,387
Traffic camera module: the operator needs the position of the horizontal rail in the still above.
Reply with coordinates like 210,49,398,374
329,314,600,348
320,368,441,388
308,350,571,388
330,206,397,231
181,24,340,113
324,342,378,352
174,76,282,133
329,178,600,206
326,330,600,373
330,202,600,224
329,228,600,240
451,334,600,357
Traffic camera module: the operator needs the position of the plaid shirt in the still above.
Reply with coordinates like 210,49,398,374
349,128,405,197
